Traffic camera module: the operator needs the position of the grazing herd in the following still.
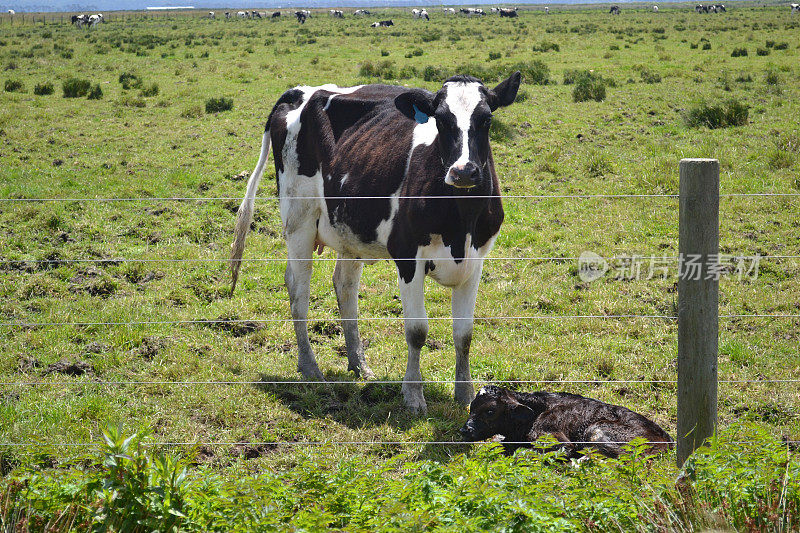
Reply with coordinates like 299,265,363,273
63,3,780,31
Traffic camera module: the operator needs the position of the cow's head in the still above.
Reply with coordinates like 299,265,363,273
459,385,535,441
395,72,520,189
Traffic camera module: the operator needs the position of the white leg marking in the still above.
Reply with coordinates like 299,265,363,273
452,260,483,406
333,255,375,379
398,260,428,413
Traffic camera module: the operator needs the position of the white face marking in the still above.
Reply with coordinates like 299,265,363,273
478,386,487,396
442,82,483,186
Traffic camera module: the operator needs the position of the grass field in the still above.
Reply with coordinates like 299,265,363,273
1,4,799,529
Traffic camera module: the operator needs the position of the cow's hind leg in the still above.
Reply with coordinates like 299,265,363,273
451,263,483,407
285,225,324,381
398,260,428,413
333,256,374,379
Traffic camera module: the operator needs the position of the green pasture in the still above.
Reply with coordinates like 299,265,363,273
0,4,799,529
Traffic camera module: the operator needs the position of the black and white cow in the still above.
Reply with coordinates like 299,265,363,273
792,3,800,14
443,7,456,14
354,9,371,16
499,8,518,17
295,11,307,23
695,4,708,13
88,13,103,27
71,14,87,27
371,19,394,27
714,4,726,11
231,73,521,412
460,7,484,16
609,5,620,14
208,11,215,18
272,11,281,18
544,6,549,13
330,9,344,18
224,11,231,19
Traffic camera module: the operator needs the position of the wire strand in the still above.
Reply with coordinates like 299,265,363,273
1,193,799,203
2,314,800,328
3,379,799,386
1,440,797,447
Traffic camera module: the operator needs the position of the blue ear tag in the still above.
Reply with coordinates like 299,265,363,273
412,104,429,124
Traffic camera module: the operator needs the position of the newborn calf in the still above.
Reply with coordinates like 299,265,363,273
460,385,673,457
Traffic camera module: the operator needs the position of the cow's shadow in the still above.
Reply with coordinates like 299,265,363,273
254,372,472,460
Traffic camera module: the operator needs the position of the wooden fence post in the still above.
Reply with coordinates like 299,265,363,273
677,158,720,467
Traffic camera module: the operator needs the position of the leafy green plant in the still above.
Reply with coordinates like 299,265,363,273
571,71,607,102
140,83,160,97
87,84,103,100
119,71,143,90
33,82,54,95
205,97,233,113
62,78,91,98
4,79,24,92
684,99,749,128
731,47,748,57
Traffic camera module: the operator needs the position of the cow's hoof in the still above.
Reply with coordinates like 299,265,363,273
298,363,325,381
454,382,475,407
350,363,376,380
402,385,427,414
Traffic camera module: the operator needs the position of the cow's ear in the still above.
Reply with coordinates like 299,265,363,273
395,89,435,124
510,403,536,425
487,71,521,111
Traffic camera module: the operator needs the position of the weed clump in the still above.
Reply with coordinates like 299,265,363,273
118,72,143,90
140,83,159,97
532,41,560,52
731,47,748,57
33,82,54,95
87,84,103,100
62,78,91,98
4,79,24,92
205,97,233,113
568,71,608,102
684,100,749,129
359,60,396,80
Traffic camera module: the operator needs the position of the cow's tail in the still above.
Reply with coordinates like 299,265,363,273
231,129,271,293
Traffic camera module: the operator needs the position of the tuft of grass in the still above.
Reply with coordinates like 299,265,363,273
118,72,143,90
359,60,396,80
684,99,749,129
731,47,748,57
140,83,160,97
572,71,607,102
205,97,233,113
532,40,560,52
62,78,91,98
87,84,103,100
4,79,24,92
33,82,54,95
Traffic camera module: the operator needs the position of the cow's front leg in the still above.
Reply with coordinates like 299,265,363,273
451,261,483,407
397,259,428,414
333,255,374,379
284,225,324,381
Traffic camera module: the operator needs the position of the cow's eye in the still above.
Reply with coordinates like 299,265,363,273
485,409,495,417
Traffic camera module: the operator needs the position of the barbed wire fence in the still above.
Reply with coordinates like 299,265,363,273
1,160,798,462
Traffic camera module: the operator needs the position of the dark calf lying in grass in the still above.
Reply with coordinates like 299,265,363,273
460,385,673,458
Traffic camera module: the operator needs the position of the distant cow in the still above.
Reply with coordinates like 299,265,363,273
88,13,103,27
295,11,307,23
460,7,485,16
208,11,215,18
224,11,231,19
609,5,620,14
695,4,708,13
252,10,262,18
443,7,455,14
714,3,726,11
230,73,521,412
7,9,14,14
792,3,799,13
71,14,87,27
330,9,344,18
353,9,371,15
652,5,659,12
460,386,674,458
412,8,429,19
272,11,281,18
544,6,549,13
371,19,393,27
499,8,518,17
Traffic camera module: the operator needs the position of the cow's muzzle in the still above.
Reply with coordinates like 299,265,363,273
445,162,480,189
459,423,477,441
